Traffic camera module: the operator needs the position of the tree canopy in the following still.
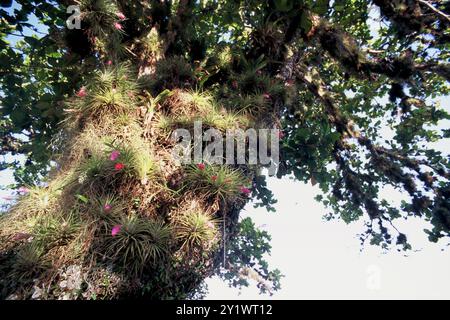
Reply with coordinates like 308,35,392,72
0,0,449,299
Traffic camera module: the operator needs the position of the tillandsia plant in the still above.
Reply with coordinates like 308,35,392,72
0,0,449,299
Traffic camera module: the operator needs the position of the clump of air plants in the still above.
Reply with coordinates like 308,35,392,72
32,211,81,250
79,0,125,55
98,214,172,276
0,178,74,241
159,108,250,134
66,63,138,122
184,164,250,202
105,140,158,184
161,89,214,116
156,89,252,134
9,243,50,283
85,194,124,222
74,138,157,192
173,209,219,253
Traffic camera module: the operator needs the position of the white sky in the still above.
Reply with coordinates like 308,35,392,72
206,176,450,300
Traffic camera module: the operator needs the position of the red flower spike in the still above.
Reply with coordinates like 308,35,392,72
115,163,125,171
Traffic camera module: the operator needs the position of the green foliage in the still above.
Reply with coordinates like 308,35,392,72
1,0,450,300
185,164,249,201
174,211,219,252
75,140,156,187
68,64,138,119
100,215,172,275
219,217,282,295
32,212,81,249
10,243,49,282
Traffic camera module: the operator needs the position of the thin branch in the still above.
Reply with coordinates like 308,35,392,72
417,0,450,24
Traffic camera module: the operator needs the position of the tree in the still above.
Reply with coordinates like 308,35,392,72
0,0,448,299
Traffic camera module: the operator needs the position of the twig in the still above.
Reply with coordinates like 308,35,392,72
418,0,450,24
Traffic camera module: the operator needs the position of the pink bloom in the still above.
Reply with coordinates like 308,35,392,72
285,79,294,87
278,130,285,139
115,163,125,171
18,187,30,194
256,70,262,75
110,150,120,161
76,87,87,98
104,204,112,212
240,186,251,196
211,175,218,182
116,12,126,20
111,225,122,237
263,93,271,100
207,221,214,229
106,60,113,66
197,163,205,170
114,22,123,30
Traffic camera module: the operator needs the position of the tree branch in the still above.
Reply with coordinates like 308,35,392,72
417,0,450,24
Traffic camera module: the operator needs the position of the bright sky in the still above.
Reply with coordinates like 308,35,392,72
206,176,450,300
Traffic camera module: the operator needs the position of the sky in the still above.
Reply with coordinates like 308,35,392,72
1,2,450,300
205,176,450,300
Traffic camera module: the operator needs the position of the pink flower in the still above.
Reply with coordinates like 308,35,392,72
110,150,120,161
207,221,214,229
278,130,285,139
263,93,271,100
114,22,123,30
104,204,112,212
285,79,294,87
76,87,87,98
256,70,262,75
115,162,125,171
111,225,122,237
18,187,30,194
211,175,218,182
240,186,251,196
106,60,113,66
116,12,126,20
197,163,205,170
